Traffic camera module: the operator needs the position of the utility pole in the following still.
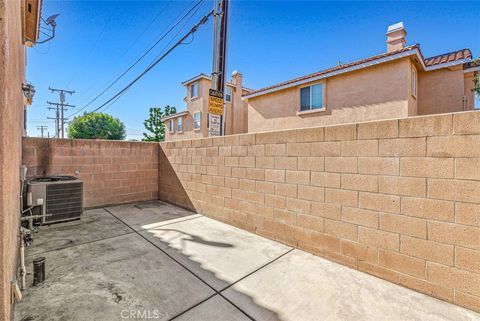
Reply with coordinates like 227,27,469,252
210,0,229,136
36,125,48,138
47,87,75,138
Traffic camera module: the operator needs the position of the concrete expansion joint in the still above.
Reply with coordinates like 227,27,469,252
103,207,295,321
25,230,134,258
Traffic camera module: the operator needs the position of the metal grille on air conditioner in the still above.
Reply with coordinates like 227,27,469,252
27,176,83,224
45,182,83,223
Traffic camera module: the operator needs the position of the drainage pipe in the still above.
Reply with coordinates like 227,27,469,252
19,228,27,290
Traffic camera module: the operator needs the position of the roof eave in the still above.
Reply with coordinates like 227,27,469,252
161,111,189,122
243,49,421,100
181,74,210,86
464,65,480,73
425,59,472,71
243,48,473,100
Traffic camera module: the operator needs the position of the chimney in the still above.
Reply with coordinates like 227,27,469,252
231,70,243,87
386,22,407,53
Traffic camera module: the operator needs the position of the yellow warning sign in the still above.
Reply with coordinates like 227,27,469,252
208,89,224,115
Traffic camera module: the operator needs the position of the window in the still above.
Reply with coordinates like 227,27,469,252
177,117,183,132
190,82,198,98
225,87,232,102
412,66,417,98
169,119,174,132
193,112,201,130
300,83,324,111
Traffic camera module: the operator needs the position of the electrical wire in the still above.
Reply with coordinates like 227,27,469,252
71,0,203,116
98,3,205,114
70,1,174,105
88,10,213,115
68,0,205,118
116,1,173,63
64,15,113,88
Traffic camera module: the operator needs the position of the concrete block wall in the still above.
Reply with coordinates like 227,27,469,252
22,138,159,208
159,110,480,312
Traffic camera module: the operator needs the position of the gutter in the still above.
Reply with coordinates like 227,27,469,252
425,59,472,71
464,65,480,73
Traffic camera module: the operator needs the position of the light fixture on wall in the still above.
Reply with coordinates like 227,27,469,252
22,82,36,105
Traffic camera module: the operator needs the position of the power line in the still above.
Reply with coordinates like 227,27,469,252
89,9,213,114
64,16,112,88
47,87,75,138
68,0,205,118
99,3,205,114
36,125,48,138
115,1,173,63
69,1,174,105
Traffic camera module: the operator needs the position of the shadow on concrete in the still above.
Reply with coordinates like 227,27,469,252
139,225,283,321
155,146,285,319
157,228,234,249
14,204,283,321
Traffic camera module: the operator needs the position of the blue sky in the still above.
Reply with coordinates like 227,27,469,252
27,0,480,139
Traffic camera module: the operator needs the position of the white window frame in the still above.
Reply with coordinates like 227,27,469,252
193,111,201,130
190,82,198,98
177,117,183,133
225,87,233,102
411,65,417,98
298,81,326,114
169,119,174,132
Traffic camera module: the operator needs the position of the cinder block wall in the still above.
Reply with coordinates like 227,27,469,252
159,110,480,312
22,138,159,208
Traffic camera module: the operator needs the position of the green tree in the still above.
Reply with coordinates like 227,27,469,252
142,105,177,142
472,59,480,97
67,112,126,140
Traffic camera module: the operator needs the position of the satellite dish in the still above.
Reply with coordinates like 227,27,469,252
45,14,60,26
36,14,60,44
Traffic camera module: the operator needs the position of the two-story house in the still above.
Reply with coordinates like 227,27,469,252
243,22,477,132
163,71,252,141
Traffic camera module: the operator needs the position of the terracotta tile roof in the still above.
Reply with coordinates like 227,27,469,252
245,45,472,97
424,49,472,67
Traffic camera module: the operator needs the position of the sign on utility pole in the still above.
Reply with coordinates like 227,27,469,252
210,0,229,137
208,89,224,114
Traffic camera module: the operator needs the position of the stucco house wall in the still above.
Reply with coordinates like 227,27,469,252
165,78,210,142
418,67,473,115
0,0,26,319
247,58,412,133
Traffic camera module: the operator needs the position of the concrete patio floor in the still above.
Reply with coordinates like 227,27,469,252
15,201,480,321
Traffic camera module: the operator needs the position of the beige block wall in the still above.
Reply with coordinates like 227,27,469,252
22,138,159,208
159,110,480,313
247,58,411,132
0,0,25,319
